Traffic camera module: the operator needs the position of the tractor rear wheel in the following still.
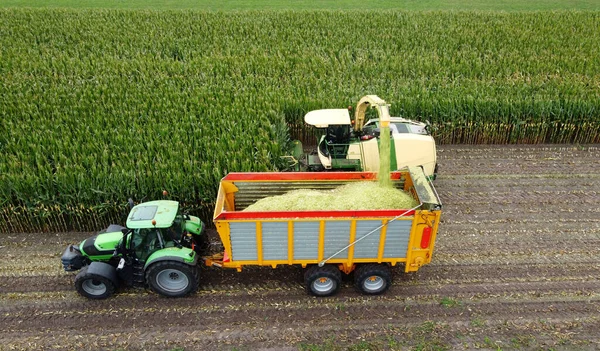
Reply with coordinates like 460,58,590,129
74,264,117,299
145,261,199,297
354,264,391,295
304,265,341,297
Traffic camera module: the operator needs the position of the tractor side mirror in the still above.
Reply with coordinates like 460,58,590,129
128,198,135,210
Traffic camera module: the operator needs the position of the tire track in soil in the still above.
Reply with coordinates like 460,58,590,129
2,297,599,349
3,260,600,294
1,144,600,350
2,290,599,331
2,321,599,351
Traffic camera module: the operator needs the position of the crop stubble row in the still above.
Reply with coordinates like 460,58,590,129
1,145,599,349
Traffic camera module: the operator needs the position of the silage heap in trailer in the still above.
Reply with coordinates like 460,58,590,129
212,168,442,273
243,181,418,212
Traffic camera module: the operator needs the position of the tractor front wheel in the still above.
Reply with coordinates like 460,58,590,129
145,261,199,297
74,264,117,299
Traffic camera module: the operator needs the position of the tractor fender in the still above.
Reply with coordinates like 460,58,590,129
87,261,120,288
143,247,198,270
184,215,205,236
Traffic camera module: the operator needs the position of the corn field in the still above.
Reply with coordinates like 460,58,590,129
1,9,599,233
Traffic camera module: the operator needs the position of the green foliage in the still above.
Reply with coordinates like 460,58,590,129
440,297,462,308
470,317,486,327
1,9,599,232
2,0,600,11
299,339,381,351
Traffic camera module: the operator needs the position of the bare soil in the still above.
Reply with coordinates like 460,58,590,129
1,145,599,351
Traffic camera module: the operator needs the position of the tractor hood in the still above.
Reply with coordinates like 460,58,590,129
126,200,179,229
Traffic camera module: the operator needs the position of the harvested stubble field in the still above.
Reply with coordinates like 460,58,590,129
1,144,599,350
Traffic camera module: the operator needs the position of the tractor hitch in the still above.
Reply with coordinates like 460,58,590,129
61,245,86,271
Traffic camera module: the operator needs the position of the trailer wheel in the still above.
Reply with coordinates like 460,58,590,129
74,264,117,299
304,265,341,297
145,261,199,297
354,264,391,295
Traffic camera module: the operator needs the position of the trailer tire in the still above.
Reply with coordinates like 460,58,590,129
354,264,391,295
145,261,199,297
74,263,118,299
305,265,341,297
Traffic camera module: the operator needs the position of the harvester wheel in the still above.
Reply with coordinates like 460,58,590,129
146,261,199,297
304,265,341,297
354,264,391,295
74,264,117,299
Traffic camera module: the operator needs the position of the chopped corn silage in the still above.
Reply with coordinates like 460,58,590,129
243,181,418,212
378,126,392,188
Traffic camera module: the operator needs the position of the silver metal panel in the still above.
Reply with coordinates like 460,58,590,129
293,221,320,260
229,222,258,261
324,221,351,259
233,180,405,210
261,222,289,261
383,220,412,258
354,220,383,259
408,166,442,210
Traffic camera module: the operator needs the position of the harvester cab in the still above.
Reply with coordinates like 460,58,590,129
304,108,357,171
61,200,208,299
301,95,438,178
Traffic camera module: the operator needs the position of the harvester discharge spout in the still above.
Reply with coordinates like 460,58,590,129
353,95,391,132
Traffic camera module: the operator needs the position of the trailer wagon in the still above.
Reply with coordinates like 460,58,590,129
206,167,442,296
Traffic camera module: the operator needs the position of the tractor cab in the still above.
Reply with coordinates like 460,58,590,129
126,200,179,261
123,200,208,261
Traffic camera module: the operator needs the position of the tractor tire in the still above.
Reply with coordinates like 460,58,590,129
304,265,342,297
145,261,199,297
74,262,118,299
354,264,391,295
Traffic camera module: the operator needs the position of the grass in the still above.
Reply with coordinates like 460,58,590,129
470,317,486,327
440,297,462,308
510,335,536,348
2,0,600,11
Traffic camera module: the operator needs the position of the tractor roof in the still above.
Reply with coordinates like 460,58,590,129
126,200,179,229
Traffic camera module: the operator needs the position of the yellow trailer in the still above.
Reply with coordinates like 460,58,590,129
206,167,442,296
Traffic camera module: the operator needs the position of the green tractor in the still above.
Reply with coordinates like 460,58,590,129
61,200,208,299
